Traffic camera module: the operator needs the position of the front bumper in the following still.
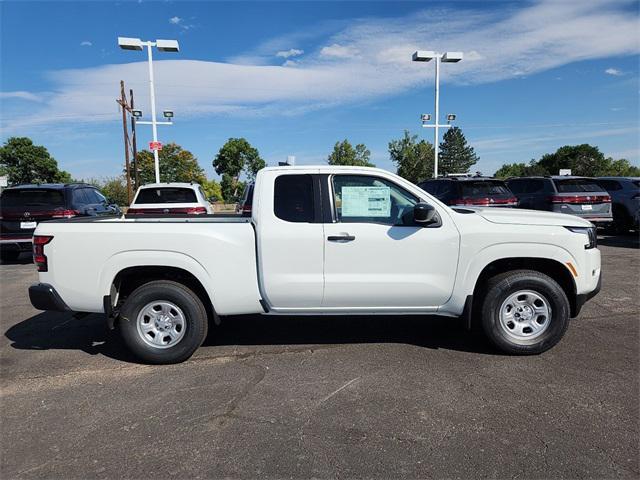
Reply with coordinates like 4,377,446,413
574,272,602,317
29,283,71,312
0,236,33,251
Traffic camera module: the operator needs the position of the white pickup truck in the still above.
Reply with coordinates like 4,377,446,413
29,166,601,364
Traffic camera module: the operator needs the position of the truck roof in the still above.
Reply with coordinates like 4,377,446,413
261,165,393,175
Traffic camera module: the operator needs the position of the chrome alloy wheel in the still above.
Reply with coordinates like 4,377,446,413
499,290,551,342
136,301,187,349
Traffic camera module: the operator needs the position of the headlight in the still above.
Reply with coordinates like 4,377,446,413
565,226,597,249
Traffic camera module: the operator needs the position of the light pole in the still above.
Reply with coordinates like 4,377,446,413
118,37,179,183
412,50,462,178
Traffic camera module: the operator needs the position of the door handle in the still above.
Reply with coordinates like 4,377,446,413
327,234,355,242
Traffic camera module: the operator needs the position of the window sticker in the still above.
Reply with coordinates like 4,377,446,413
341,186,391,217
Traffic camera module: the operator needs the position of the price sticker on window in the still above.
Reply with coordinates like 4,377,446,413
341,186,391,217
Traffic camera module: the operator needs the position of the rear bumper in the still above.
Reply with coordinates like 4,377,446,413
29,283,71,312
0,236,33,251
574,272,602,317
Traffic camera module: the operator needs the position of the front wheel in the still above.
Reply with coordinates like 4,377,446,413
119,280,208,364
481,270,570,355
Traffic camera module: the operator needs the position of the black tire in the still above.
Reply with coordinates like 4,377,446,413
612,205,632,234
480,270,570,355
118,280,208,364
0,250,20,262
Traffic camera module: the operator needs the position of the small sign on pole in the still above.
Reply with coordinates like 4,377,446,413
0,175,7,188
149,141,163,151
559,169,572,176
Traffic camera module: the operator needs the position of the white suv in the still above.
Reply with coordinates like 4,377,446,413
127,183,213,215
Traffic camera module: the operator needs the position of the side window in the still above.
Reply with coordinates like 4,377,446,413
83,188,101,204
72,188,89,205
273,174,315,223
439,181,452,197
332,175,418,226
507,180,525,194
93,189,107,203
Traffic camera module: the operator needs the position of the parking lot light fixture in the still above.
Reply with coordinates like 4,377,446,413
412,50,463,178
118,36,180,183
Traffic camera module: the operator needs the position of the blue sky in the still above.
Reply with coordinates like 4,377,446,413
1,0,639,181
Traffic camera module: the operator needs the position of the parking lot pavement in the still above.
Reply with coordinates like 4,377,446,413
1,234,638,479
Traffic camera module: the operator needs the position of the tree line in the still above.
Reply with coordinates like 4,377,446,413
1,129,637,206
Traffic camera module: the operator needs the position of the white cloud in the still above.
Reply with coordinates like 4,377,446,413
276,48,304,59
282,60,298,67
5,0,640,132
605,67,623,76
169,16,194,30
319,44,359,59
80,41,92,47
0,91,43,102
169,16,182,24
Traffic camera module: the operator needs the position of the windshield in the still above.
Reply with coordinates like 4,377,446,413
555,179,603,193
0,189,65,208
135,188,197,204
460,181,510,196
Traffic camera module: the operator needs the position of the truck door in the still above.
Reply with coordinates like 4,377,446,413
322,174,459,310
256,173,325,310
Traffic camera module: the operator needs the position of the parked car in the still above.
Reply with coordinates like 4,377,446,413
506,176,612,226
235,183,254,216
594,177,639,232
418,176,518,207
0,183,119,261
29,166,601,364
127,183,214,215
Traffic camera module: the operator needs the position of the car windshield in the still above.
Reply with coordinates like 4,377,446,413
0,189,65,207
555,179,602,193
460,181,510,196
135,187,197,204
632,180,640,188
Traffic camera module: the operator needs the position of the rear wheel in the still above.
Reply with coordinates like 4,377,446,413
481,270,570,355
119,280,208,364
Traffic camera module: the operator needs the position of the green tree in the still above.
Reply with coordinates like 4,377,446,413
100,176,129,206
200,179,223,202
388,131,434,183
133,143,207,185
327,139,375,167
494,159,549,178
537,144,609,177
213,138,265,202
0,137,71,185
438,127,479,175
605,158,640,176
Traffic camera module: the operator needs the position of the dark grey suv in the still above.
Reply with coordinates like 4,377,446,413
0,183,120,261
595,177,639,232
506,176,612,226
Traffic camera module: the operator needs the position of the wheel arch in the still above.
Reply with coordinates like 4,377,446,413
109,265,217,326
473,257,578,317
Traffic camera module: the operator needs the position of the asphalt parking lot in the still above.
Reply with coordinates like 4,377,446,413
1,234,638,479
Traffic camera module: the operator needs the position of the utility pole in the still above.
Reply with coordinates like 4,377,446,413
117,80,133,203
129,88,139,190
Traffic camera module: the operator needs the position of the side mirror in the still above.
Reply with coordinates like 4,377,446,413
414,202,437,224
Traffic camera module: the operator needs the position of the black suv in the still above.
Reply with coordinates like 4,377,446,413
418,176,518,207
0,183,120,260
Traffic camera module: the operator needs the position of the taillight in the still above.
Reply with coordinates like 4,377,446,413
33,235,53,272
126,207,207,215
51,209,79,218
450,197,518,206
185,206,207,215
551,195,611,204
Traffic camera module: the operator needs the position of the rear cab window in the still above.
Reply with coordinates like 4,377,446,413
135,188,198,204
273,175,315,223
